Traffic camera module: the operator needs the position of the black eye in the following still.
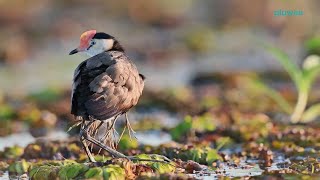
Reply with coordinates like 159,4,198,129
91,41,96,45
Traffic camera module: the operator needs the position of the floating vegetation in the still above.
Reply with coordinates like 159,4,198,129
1,70,320,179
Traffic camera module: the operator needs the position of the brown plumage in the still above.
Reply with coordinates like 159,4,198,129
71,51,144,120
69,30,145,162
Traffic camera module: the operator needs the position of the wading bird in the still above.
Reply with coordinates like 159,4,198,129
69,30,145,162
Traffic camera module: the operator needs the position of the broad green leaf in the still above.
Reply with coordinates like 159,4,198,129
188,148,204,163
8,160,30,175
206,149,221,165
133,154,152,164
170,116,192,141
4,145,24,159
29,165,60,180
58,163,88,179
151,162,175,174
84,167,103,179
103,165,125,180
134,154,152,160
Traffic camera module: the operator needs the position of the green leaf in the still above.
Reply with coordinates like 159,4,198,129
192,113,216,132
151,162,175,174
170,116,192,141
118,134,139,151
188,148,205,163
4,145,24,159
132,154,153,165
103,165,125,180
0,105,15,120
216,137,232,150
84,167,103,179
58,163,88,179
266,45,302,87
206,149,221,165
8,160,30,175
134,154,152,160
18,160,29,174
305,36,320,55
29,165,60,180
301,103,320,123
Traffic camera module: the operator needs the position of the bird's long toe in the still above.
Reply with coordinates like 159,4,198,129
127,155,172,164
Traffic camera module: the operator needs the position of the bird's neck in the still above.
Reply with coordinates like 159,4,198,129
108,40,124,52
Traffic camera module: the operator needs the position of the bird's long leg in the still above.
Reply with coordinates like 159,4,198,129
125,113,137,139
79,120,96,162
81,130,170,163
80,118,171,163
90,121,104,151
80,137,96,162
98,116,119,151
81,127,127,158
127,156,172,163
97,116,118,154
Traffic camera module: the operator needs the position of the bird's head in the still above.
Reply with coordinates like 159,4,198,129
69,30,124,57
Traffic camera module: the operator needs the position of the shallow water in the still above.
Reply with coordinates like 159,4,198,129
190,154,291,179
0,131,68,151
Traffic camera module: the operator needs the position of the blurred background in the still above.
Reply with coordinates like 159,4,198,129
0,0,320,149
0,0,319,93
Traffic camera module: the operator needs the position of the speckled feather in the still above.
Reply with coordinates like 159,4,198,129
71,51,144,121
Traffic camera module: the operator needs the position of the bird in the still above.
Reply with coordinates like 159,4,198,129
69,30,145,162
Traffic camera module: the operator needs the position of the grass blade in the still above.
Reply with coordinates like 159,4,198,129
265,46,302,86
301,103,320,123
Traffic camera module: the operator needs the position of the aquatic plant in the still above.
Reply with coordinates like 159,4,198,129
267,46,320,123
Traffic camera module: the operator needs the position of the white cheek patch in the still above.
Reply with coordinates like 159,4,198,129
82,39,114,58
102,39,114,51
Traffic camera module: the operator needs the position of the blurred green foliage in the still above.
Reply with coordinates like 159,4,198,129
133,154,176,173
184,27,215,53
28,88,62,103
8,159,30,175
0,104,15,120
170,114,216,141
0,145,24,159
305,36,320,56
84,167,104,179
118,134,139,151
58,161,89,179
170,116,192,141
175,147,222,165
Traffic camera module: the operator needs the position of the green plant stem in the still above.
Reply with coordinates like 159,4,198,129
291,91,308,123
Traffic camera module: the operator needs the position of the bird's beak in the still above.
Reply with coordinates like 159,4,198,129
69,48,79,55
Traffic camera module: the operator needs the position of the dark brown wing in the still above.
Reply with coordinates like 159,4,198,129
71,51,144,120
